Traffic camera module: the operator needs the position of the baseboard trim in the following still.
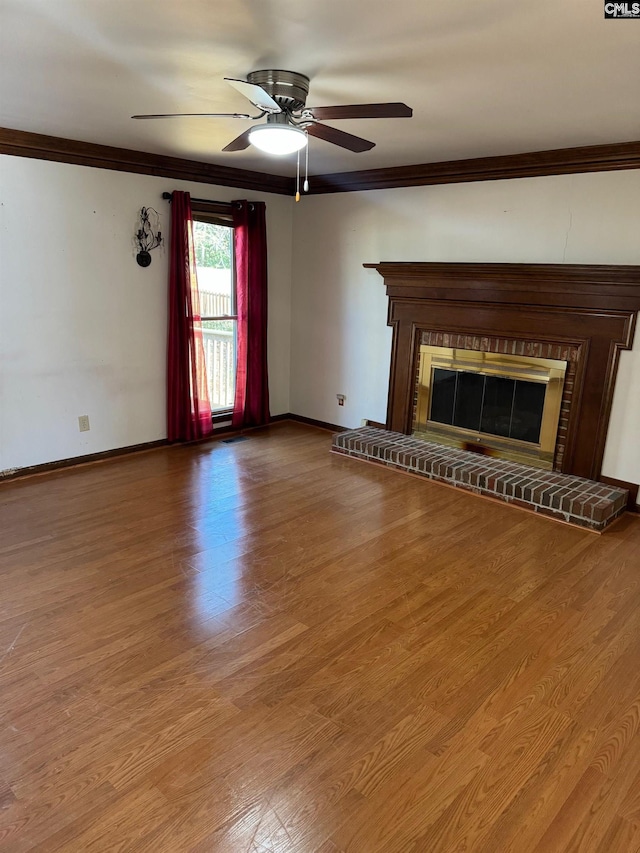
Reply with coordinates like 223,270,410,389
599,476,639,512
0,439,170,484
6,422,637,514
0,427,255,483
0,417,329,483
283,413,347,433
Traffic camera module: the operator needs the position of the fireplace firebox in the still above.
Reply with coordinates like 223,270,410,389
413,346,567,469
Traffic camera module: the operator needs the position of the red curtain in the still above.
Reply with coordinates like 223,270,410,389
232,201,270,428
167,191,214,442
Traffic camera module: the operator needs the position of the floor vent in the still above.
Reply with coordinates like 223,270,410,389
222,436,250,444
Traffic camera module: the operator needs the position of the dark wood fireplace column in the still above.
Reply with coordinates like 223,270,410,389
365,263,640,481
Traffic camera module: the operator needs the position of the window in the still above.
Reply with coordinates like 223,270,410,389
192,209,236,413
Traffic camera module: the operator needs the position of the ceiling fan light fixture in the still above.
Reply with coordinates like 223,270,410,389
248,124,307,155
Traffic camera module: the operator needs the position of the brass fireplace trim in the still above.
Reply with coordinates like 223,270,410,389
413,346,567,469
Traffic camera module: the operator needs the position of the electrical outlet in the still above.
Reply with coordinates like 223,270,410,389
78,415,90,432
337,394,346,407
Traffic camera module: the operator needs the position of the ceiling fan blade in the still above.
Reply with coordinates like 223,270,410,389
222,128,254,152
307,103,413,120
224,78,281,114
132,112,253,120
306,122,375,153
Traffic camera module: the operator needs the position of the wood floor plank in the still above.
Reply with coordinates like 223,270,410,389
412,702,574,853
1,422,639,851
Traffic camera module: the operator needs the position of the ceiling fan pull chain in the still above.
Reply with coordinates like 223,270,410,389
296,147,301,202
304,136,309,193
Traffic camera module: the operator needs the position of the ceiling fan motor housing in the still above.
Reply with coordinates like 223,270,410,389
247,70,310,113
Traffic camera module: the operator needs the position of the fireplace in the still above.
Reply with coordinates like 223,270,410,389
413,345,566,469
366,262,640,481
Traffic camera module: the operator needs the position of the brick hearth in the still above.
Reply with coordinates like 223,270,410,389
332,427,628,532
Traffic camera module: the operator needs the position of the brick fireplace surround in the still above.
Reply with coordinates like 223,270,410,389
336,263,640,531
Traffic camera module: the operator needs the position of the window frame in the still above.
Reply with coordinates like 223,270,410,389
191,203,237,420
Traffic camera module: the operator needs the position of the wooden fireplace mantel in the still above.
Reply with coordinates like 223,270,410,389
365,262,640,480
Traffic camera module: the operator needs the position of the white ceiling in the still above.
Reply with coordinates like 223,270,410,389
1,0,639,178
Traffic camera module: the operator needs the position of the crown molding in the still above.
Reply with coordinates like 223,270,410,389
0,127,295,196
2,128,639,197
309,140,640,194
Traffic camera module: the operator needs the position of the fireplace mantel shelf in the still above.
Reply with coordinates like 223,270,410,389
364,262,640,311
367,261,640,481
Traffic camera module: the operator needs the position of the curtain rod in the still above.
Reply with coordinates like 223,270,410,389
162,192,244,209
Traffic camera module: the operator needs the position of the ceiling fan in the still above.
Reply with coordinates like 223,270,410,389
132,69,412,156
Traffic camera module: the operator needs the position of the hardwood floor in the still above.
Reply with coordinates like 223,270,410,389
1,422,639,852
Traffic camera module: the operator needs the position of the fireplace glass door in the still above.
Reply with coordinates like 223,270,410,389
430,368,547,444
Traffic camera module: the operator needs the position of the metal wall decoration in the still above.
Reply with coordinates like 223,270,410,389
135,206,163,267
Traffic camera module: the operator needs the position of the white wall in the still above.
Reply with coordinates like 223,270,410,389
290,171,640,498
0,155,293,471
